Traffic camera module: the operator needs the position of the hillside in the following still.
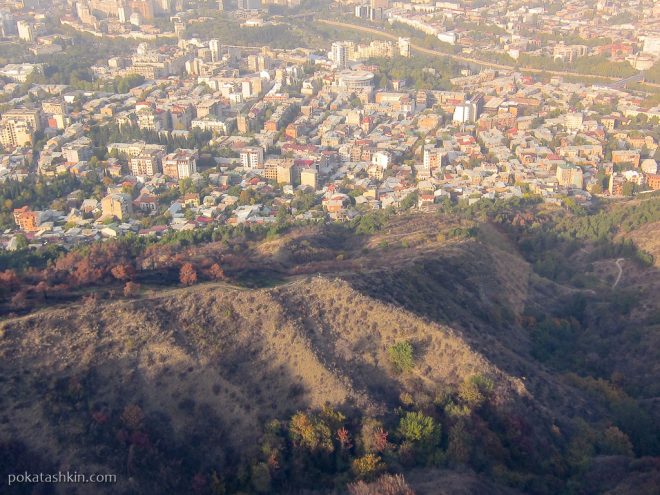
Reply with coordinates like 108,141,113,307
1,200,659,494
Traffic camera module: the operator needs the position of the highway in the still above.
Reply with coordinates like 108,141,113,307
318,19,659,88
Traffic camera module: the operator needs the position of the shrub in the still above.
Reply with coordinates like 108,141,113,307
351,454,384,480
458,374,494,409
387,341,415,373
348,474,414,495
123,281,141,297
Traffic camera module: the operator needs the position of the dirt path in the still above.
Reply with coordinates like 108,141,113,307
612,258,624,289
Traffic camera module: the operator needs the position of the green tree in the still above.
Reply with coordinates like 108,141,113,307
398,411,441,449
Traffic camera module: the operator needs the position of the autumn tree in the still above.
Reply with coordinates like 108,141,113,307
0,269,20,301
289,412,334,453
10,290,28,309
597,426,634,456
111,263,136,281
351,454,384,480
123,281,141,297
337,427,353,451
179,263,198,286
208,263,225,280
361,418,390,454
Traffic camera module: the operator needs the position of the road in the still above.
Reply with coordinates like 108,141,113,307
612,258,625,289
318,19,660,88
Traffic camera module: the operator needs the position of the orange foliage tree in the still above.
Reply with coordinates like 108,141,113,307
179,263,198,286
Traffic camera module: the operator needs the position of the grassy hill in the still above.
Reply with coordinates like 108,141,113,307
1,199,659,494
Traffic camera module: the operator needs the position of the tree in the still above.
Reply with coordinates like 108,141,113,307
387,341,415,373
179,262,198,286
111,263,135,281
123,281,141,297
361,418,390,453
400,192,418,210
10,290,28,309
351,454,384,480
447,419,472,464
398,411,440,449
250,462,271,494
208,263,225,280
597,426,634,456
289,412,333,453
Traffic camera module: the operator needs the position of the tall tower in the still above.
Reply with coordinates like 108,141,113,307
209,39,220,62
331,41,349,69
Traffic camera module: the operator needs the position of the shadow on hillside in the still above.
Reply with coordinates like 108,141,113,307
342,240,551,383
0,309,322,494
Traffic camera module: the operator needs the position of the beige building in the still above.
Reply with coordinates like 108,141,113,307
101,193,132,220
556,163,583,189
163,149,198,179
0,120,33,148
276,160,295,184
130,150,163,176
300,169,318,190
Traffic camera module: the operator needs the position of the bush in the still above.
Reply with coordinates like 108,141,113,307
351,454,384,480
123,281,141,297
387,341,415,373
398,411,441,448
348,474,414,495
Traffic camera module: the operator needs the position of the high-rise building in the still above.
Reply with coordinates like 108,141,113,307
0,120,33,148
209,39,220,62
130,0,154,20
17,20,34,42
423,145,444,170
237,0,261,9
240,146,264,169
331,41,353,69
247,54,271,72
398,37,411,57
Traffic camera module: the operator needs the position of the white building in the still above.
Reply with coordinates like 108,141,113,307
398,37,411,57
240,146,264,169
372,150,391,169
331,41,353,69
17,20,34,42
209,39,220,62
453,103,474,124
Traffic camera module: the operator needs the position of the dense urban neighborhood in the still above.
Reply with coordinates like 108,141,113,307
1,0,660,252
